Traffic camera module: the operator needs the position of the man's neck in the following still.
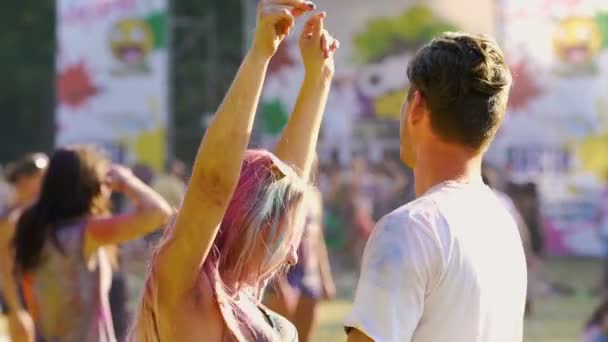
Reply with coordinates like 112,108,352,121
413,144,483,197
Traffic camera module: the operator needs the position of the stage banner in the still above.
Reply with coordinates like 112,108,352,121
488,0,608,256
56,0,169,169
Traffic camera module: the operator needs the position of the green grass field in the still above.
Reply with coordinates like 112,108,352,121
0,258,603,341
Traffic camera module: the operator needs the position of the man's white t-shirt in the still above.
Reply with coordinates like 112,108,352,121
344,181,527,342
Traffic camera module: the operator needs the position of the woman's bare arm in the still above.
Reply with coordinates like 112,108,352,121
84,166,173,258
0,248,21,310
0,210,36,342
0,211,23,312
274,13,338,179
149,0,315,307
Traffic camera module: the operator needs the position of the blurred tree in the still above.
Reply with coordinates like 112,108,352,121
0,1,55,164
172,0,245,166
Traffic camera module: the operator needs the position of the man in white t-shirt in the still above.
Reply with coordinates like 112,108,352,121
344,32,527,342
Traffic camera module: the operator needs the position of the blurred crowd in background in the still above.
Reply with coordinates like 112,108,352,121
4,147,602,340
2,0,608,340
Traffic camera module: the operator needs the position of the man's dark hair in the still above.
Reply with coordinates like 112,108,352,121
407,32,512,150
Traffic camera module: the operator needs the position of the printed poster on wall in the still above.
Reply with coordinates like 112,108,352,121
55,0,169,170
489,0,608,256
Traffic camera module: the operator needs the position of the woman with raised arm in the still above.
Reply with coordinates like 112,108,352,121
13,146,173,342
130,1,338,341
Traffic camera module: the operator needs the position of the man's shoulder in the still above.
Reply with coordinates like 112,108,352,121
373,196,445,243
362,197,447,292
384,194,443,225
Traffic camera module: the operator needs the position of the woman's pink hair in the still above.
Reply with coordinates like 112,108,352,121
131,150,307,341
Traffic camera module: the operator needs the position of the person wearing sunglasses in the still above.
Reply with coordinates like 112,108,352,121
129,1,338,340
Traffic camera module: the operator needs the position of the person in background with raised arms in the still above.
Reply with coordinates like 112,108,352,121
130,0,338,340
0,153,48,342
345,32,527,342
13,146,173,342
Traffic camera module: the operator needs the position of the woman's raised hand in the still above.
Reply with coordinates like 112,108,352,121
253,0,316,59
105,164,136,193
299,12,339,79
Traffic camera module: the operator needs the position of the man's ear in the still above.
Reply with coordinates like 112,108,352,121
408,90,426,125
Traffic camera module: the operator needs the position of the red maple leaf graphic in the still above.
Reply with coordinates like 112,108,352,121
56,61,99,108
508,60,543,110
